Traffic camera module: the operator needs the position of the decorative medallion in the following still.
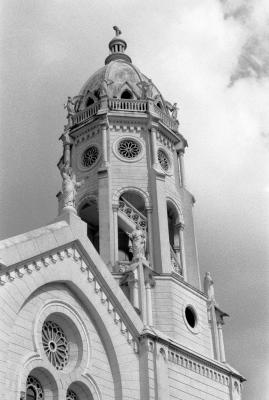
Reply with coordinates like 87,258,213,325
66,389,79,400
118,139,141,159
26,376,44,400
81,145,99,168
157,149,169,172
42,320,69,370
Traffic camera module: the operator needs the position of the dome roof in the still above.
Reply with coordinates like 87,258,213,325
75,27,167,112
77,60,165,111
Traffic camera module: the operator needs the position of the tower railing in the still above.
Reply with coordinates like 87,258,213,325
70,98,179,132
108,98,148,112
72,101,101,125
170,245,183,276
118,197,147,230
152,103,178,131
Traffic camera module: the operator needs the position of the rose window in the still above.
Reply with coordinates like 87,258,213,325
81,146,99,167
157,149,169,171
118,139,141,159
26,376,43,400
42,320,69,370
67,389,79,400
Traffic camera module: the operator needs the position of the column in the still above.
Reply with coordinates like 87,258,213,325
112,204,118,264
210,302,220,361
178,149,186,187
150,125,158,167
177,222,187,281
129,269,139,310
101,123,108,166
146,206,154,267
145,280,153,326
138,261,147,325
217,321,226,362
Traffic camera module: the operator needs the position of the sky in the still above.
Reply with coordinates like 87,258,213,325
0,1,268,399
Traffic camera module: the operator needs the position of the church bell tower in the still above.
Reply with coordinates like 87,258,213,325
56,26,245,399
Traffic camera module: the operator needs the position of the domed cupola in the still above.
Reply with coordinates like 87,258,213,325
105,26,132,65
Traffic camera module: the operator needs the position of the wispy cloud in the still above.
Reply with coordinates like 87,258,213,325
220,0,269,85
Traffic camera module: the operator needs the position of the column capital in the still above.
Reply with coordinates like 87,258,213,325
112,204,119,211
145,206,153,213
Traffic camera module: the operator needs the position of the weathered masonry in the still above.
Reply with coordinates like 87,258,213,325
0,27,245,400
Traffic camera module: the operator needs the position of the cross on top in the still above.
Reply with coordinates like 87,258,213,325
113,26,122,36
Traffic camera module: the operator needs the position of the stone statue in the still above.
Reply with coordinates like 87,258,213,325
99,79,113,97
113,26,122,36
128,229,146,260
64,96,75,115
60,161,84,209
137,80,152,100
171,102,178,120
204,272,215,301
73,95,83,113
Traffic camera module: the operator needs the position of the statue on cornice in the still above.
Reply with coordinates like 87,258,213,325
128,229,146,260
137,80,153,100
204,272,215,302
99,79,113,97
60,161,84,209
171,102,178,120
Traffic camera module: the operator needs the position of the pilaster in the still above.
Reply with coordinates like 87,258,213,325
98,166,114,269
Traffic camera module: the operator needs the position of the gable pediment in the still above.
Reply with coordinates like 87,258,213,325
0,216,144,353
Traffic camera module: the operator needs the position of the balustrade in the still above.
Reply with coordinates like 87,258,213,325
108,98,148,112
70,98,178,133
118,197,147,230
72,101,101,125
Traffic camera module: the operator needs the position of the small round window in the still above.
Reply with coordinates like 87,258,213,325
158,149,169,172
118,139,141,159
67,389,79,400
81,146,99,168
42,320,69,370
185,306,197,329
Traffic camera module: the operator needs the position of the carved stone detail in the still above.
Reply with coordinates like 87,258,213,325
168,349,229,386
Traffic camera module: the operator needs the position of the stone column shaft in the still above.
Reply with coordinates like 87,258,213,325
176,223,187,280
150,126,158,167
145,281,153,326
218,323,226,362
178,150,186,187
101,124,108,165
112,205,118,264
146,207,154,267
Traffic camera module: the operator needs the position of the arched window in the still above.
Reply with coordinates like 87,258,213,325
79,200,99,252
86,97,94,107
156,101,163,109
121,89,133,99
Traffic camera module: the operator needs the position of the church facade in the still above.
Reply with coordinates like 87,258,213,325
0,28,244,400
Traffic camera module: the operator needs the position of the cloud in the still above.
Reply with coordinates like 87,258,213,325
219,0,269,85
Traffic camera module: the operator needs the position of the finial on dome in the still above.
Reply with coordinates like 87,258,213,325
105,26,132,65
